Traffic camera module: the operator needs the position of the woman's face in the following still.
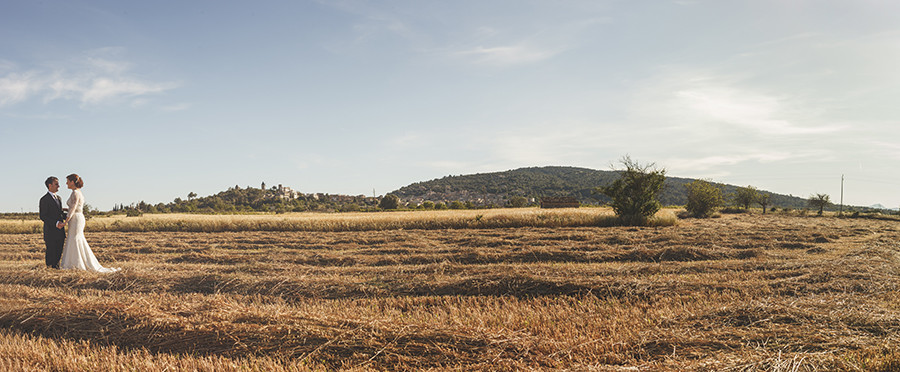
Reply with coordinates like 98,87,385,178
66,179,75,190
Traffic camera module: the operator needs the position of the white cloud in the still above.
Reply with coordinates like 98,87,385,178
0,52,177,108
673,86,846,135
0,72,40,106
485,121,613,166
80,77,173,104
453,43,561,66
668,152,792,172
630,68,850,139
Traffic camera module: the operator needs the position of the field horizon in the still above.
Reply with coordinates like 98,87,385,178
2,210,900,370
0,207,680,234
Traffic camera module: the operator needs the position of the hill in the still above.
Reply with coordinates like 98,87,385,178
392,166,810,209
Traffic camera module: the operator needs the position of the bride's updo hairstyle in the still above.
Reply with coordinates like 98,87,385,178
66,174,84,188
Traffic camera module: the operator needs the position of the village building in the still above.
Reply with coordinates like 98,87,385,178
276,184,301,199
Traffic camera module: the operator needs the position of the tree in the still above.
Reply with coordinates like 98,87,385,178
732,185,759,210
188,192,197,201
684,179,723,218
756,193,771,214
595,156,666,226
378,194,400,210
508,196,528,208
808,193,831,216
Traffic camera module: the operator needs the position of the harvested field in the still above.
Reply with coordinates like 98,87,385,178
1,212,900,370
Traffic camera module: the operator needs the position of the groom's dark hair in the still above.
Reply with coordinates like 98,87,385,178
45,176,58,189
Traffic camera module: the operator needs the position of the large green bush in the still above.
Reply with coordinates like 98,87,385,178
595,156,666,226
378,194,400,210
731,185,759,210
685,179,723,218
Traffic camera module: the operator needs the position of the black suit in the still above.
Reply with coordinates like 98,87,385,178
39,192,66,268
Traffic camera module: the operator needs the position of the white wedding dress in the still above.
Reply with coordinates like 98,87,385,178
60,189,120,273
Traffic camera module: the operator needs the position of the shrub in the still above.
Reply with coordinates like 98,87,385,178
808,193,831,216
339,204,361,212
595,156,666,226
757,193,771,214
508,196,528,208
721,207,748,214
378,194,400,210
684,179,723,218
731,185,759,210
422,201,435,209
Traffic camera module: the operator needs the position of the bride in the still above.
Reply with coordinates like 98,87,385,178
60,174,120,273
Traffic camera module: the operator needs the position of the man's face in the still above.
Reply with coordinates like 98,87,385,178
48,179,59,193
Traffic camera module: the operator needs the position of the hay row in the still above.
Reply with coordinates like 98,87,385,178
0,300,544,369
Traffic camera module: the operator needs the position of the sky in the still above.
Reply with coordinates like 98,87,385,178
3,0,900,212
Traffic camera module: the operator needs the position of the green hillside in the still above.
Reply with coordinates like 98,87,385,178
393,166,810,209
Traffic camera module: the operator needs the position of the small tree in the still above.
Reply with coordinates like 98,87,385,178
685,179,723,218
378,194,400,210
508,196,528,208
808,193,831,216
756,193,771,214
732,185,759,210
595,156,666,226
188,192,197,201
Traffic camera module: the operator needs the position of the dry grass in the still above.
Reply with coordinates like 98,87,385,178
1,212,899,370
0,208,677,234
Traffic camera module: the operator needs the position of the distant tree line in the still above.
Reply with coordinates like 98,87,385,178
111,185,380,215
393,166,818,209
83,169,892,217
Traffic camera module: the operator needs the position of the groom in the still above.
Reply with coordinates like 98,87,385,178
39,176,66,268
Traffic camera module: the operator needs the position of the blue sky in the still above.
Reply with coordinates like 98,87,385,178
3,0,900,212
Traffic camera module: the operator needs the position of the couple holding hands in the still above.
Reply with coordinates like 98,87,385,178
40,174,119,273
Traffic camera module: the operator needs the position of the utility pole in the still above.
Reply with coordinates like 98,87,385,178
840,174,844,216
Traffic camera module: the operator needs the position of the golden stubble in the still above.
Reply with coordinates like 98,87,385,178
1,212,899,370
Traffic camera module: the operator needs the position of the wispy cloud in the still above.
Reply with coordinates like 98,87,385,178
453,43,561,66
0,50,177,108
0,72,41,106
318,0,606,67
485,121,613,166
446,15,608,67
673,86,846,135
79,77,173,104
631,69,848,138
669,152,792,172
